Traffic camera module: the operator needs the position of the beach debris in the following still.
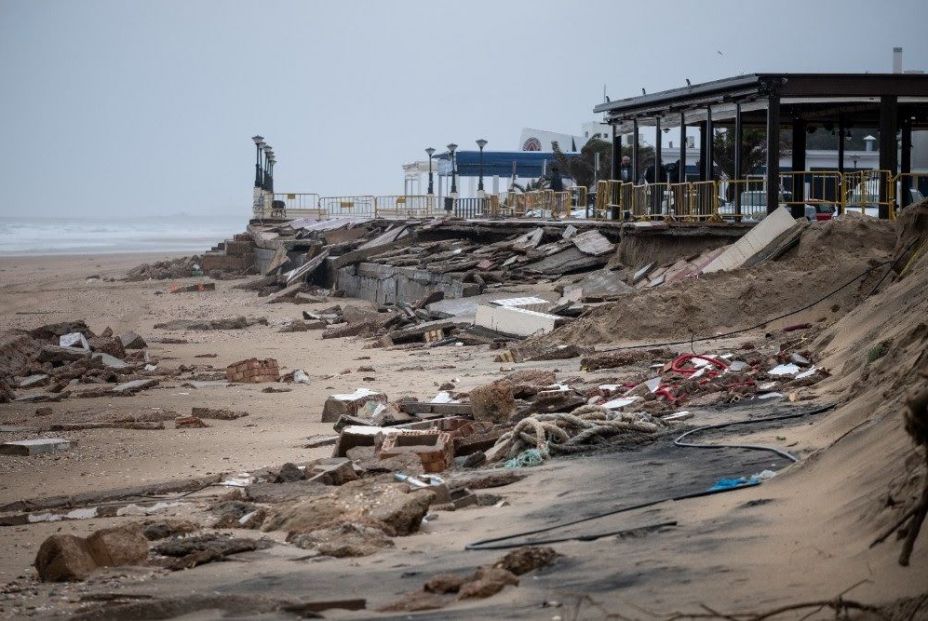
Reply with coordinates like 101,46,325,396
35,525,149,582
321,388,387,423
0,438,72,456
225,358,279,383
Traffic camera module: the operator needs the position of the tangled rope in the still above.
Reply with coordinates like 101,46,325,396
490,405,665,462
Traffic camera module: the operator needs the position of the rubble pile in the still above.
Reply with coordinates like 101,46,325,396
0,321,164,405
124,256,204,281
546,213,897,345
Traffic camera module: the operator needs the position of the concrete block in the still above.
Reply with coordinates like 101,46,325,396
333,424,401,457
321,388,387,423
490,297,553,313
474,305,559,337
1,438,71,456
702,206,796,273
379,430,454,474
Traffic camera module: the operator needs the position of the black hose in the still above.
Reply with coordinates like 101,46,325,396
672,403,836,462
465,404,835,551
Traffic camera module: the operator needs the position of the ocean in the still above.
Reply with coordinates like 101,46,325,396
0,215,246,256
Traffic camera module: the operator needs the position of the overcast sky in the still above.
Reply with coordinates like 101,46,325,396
1,0,926,218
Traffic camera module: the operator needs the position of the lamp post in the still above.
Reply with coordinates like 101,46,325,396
447,143,458,196
425,147,435,195
268,155,276,194
252,135,265,188
263,145,272,191
476,139,487,195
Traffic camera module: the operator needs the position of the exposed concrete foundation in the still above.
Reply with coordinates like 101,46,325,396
615,222,750,270
336,262,478,306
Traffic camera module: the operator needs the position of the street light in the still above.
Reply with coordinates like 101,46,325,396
425,147,435,195
263,145,273,191
267,155,276,194
252,135,265,188
476,139,487,194
447,143,458,197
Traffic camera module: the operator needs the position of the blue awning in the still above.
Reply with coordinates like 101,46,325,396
435,150,573,178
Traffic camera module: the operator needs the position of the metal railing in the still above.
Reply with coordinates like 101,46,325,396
628,182,671,220
719,178,768,221
374,195,439,219
778,171,842,218
318,195,377,218
670,181,719,220
843,170,895,219
265,170,922,223
451,197,490,219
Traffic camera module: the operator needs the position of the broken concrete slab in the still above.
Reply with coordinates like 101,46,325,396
321,388,388,423
284,250,330,285
18,374,50,389
120,331,147,349
59,333,89,350
570,268,634,299
92,352,129,369
474,305,561,338
571,230,615,256
702,206,797,273
37,345,91,364
1,438,72,456
112,379,159,395
490,297,552,313
632,263,654,284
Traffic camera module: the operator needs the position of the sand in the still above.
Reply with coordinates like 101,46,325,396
547,214,898,345
0,219,926,619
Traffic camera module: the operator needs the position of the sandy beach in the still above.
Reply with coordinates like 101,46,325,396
0,236,925,620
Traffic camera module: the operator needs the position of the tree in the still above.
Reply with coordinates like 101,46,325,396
551,139,611,189
713,128,792,180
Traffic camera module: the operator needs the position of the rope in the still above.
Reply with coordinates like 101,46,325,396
489,407,665,462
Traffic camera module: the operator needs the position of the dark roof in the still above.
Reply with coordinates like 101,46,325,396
436,150,576,178
594,73,928,121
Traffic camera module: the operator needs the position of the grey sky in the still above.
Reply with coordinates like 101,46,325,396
1,0,926,218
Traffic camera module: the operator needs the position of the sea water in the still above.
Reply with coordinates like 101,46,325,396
0,216,245,256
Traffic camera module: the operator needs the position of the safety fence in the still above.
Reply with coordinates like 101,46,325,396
260,171,922,222
593,170,919,222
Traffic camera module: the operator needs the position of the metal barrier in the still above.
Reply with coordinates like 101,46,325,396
778,171,842,218
893,173,928,210
719,177,768,221
318,195,376,218
669,180,719,220
272,170,918,225
843,170,895,219
452,197,489,219
374,195,438,219
629,183,671,219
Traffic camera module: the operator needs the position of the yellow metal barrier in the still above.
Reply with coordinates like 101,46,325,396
843,170,895,219
778,171,842,219
719,177,768,221
318,195,376,218
669,181,719,220
629,183,671,219
374,195,438,219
